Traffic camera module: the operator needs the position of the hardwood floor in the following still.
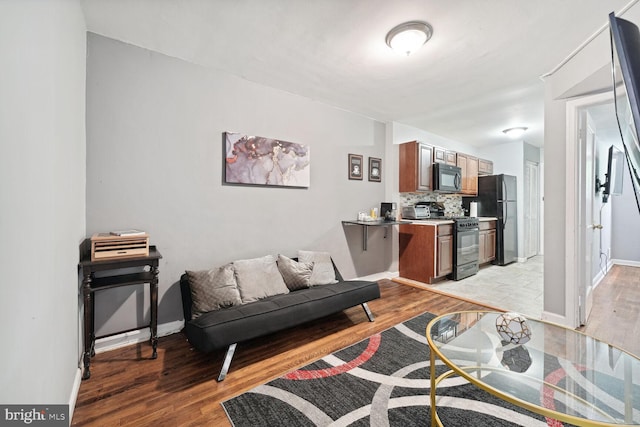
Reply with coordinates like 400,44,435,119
71,279,494,426
72,266,640,426
579,264,640,357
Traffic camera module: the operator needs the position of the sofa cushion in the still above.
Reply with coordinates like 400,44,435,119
234,255,289,303
183,279,381,352
298,250,338,285
277,254,313,291
185,264,242,319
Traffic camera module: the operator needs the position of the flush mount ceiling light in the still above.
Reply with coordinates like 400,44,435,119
385,21,433,56
502,127,528,138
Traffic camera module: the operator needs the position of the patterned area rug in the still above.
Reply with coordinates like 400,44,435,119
222,312,567,426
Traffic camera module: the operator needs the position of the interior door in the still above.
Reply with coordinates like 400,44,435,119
524,161,540,258
502,201,518,263
578,111,596,325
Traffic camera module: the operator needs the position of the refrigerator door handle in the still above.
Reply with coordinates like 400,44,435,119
503,203,507,228
499,201,507,229
502,179,508,202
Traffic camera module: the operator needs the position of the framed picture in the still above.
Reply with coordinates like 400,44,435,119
369,157,382,182
348,154,363,180
224,132,310,188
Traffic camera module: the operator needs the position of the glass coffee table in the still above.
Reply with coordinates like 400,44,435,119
426,311,640,426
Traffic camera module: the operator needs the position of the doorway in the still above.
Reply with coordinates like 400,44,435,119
565,91,615,328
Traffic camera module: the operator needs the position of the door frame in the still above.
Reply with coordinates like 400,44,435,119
524,160,540,258
565,91,612,328
577,109,596,326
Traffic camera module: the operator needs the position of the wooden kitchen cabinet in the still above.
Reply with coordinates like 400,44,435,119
478,220,496,264
457,153,479,195
399,223,452,284
478,158,494,175
433,147,457,166
399,141,433,192
436,225,453,276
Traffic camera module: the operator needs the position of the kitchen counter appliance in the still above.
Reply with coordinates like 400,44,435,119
401,204,429,220
433,163,462,193
401,201,449,220
451,217,479,280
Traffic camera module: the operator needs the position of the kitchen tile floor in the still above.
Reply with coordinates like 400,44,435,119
424,256,544,319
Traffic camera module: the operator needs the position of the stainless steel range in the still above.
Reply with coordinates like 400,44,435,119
451,217,479,281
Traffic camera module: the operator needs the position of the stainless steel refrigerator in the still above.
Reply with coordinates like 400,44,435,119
465,174,518,265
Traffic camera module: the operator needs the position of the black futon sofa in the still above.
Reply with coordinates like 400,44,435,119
179,259,380,381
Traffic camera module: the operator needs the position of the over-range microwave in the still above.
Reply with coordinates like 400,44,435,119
433,163,462,193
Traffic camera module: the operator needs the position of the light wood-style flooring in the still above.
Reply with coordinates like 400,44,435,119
71,265,640,426
579,264,640,357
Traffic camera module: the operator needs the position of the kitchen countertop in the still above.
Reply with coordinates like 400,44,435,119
400,217,497,226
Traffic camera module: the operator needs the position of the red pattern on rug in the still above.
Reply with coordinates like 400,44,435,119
541,365,587,427
283,333,382,380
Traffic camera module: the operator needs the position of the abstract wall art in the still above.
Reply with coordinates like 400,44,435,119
224,132,310,188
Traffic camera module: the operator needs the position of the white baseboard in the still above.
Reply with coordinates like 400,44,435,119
94,319,184,354
68,368,82,426
541,310,572,328
612,259,640,268
357,271,399,282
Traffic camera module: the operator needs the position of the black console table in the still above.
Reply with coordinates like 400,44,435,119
79,246,162,379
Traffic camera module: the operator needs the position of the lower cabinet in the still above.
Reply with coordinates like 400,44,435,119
479,221,496,264
399,223,452,284
436,226,453,277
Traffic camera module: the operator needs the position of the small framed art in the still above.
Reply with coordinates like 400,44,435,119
369,157,381,182
348,154,363,180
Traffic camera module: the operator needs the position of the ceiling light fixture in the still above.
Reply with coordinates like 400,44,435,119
385,21,433,56
502,127,528,138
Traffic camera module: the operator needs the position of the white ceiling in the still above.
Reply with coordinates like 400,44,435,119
81,0,632,148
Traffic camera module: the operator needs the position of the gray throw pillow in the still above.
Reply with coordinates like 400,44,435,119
277,254,313,291
234,255,290,303
186,263,242,319
298,250,338,285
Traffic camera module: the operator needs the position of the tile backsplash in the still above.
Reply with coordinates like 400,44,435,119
400,192,464,217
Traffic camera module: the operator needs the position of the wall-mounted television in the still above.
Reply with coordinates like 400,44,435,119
609,12,640,213
602,145,624,203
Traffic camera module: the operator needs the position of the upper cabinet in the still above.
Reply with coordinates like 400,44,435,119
399,141,492,195
399,141,433,192
457,153,479,195
478,158,494,176
433,147,457,166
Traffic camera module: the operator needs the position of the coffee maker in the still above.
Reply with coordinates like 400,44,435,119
380,202,397,221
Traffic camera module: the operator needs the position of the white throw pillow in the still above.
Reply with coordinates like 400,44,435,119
298,250,338,286
277,254,313,291
234,255,290,303
185,264,242,319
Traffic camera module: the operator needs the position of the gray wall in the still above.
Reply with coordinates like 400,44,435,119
86,34,390,337
0,0,86,406
542,86,569,317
